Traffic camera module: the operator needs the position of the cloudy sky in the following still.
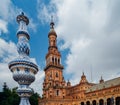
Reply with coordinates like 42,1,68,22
0,0,120,96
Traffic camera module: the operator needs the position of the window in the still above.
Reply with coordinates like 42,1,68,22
52,57,54,64
55,58,57,65
58,59,60,64
56,72,58,77
56,90,59,96
56,84,58,87
53,40,55,46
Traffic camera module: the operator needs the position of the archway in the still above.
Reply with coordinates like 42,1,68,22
92,100,96,105
107,98,111,105
99,99,104,105
116,97,120,105
86,101,90,105
81,102,84,105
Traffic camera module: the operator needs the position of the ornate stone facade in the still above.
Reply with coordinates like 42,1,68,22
38,21,120,105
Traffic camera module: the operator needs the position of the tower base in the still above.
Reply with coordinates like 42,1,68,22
20,97,30,105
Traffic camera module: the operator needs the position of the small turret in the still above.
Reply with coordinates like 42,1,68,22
80,72,88,84
99,76,104,83
48,16,57,38
67,80,71,87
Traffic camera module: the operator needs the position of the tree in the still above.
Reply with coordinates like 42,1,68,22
30,92,40,105
0,82,40,105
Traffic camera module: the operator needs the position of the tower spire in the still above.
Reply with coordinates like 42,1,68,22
50,15,54,29
43,20,64,99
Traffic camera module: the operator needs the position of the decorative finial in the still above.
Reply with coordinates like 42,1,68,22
16,12,29,25
21,12,24,15
51,15,53,22
82,72,84,76
50,15,54,28
100,76,104,83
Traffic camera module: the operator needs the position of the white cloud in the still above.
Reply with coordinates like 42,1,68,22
0,20,8,33
0,0,17,34
0,38,18,91
37,0,120,85
31,70,44,95
37,0,58,24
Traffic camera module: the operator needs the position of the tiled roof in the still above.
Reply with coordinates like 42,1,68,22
86,77,120,93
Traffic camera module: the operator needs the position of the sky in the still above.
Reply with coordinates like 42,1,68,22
0,0,120,96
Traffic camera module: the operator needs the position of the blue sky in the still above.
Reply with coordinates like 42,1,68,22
0,0,120,95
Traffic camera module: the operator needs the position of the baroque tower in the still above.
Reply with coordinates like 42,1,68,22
39,17,120,105
42,19,66,99
8,12,38,105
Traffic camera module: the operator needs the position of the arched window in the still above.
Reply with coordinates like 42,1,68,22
53,40,55,46
58,59,60,64
81,102,84,105
107,98,111,105
56,72,58,77
52,57,54,64
116,97,120,105
86,101,90,105
99,99,104,105
55,58,57,65
56,90,59,96
92,100,96,105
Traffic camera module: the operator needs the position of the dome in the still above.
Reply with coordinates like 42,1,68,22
48,28,57,37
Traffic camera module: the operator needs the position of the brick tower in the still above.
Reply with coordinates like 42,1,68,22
42,18,66,99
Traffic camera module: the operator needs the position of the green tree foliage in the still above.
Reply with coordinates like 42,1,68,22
0,83,40,105
30,93,40,105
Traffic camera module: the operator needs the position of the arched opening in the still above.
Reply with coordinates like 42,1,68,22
56,72,58,77
81,102,84,105
99,99,104,105
58,59,60,64
53,40,55,46
92,100,96,105
86,101,90,105
116,97,120,105
107,98,111,105
56,90,59,96
52,57,54,64
55,58,57,65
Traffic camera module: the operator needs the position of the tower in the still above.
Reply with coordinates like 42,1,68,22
42,18,66,99
8,12,38,105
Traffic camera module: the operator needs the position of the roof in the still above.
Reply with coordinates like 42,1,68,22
86,77,120,93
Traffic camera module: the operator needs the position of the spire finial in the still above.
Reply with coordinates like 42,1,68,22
21,12,24,15
82,72,84,76
51,15,53,22
17,12,29,25
50,15,54,28
100,76,104,83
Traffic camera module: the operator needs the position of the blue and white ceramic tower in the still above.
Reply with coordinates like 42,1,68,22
8,12,38,105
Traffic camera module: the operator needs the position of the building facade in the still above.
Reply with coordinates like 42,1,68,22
38,20,120,105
